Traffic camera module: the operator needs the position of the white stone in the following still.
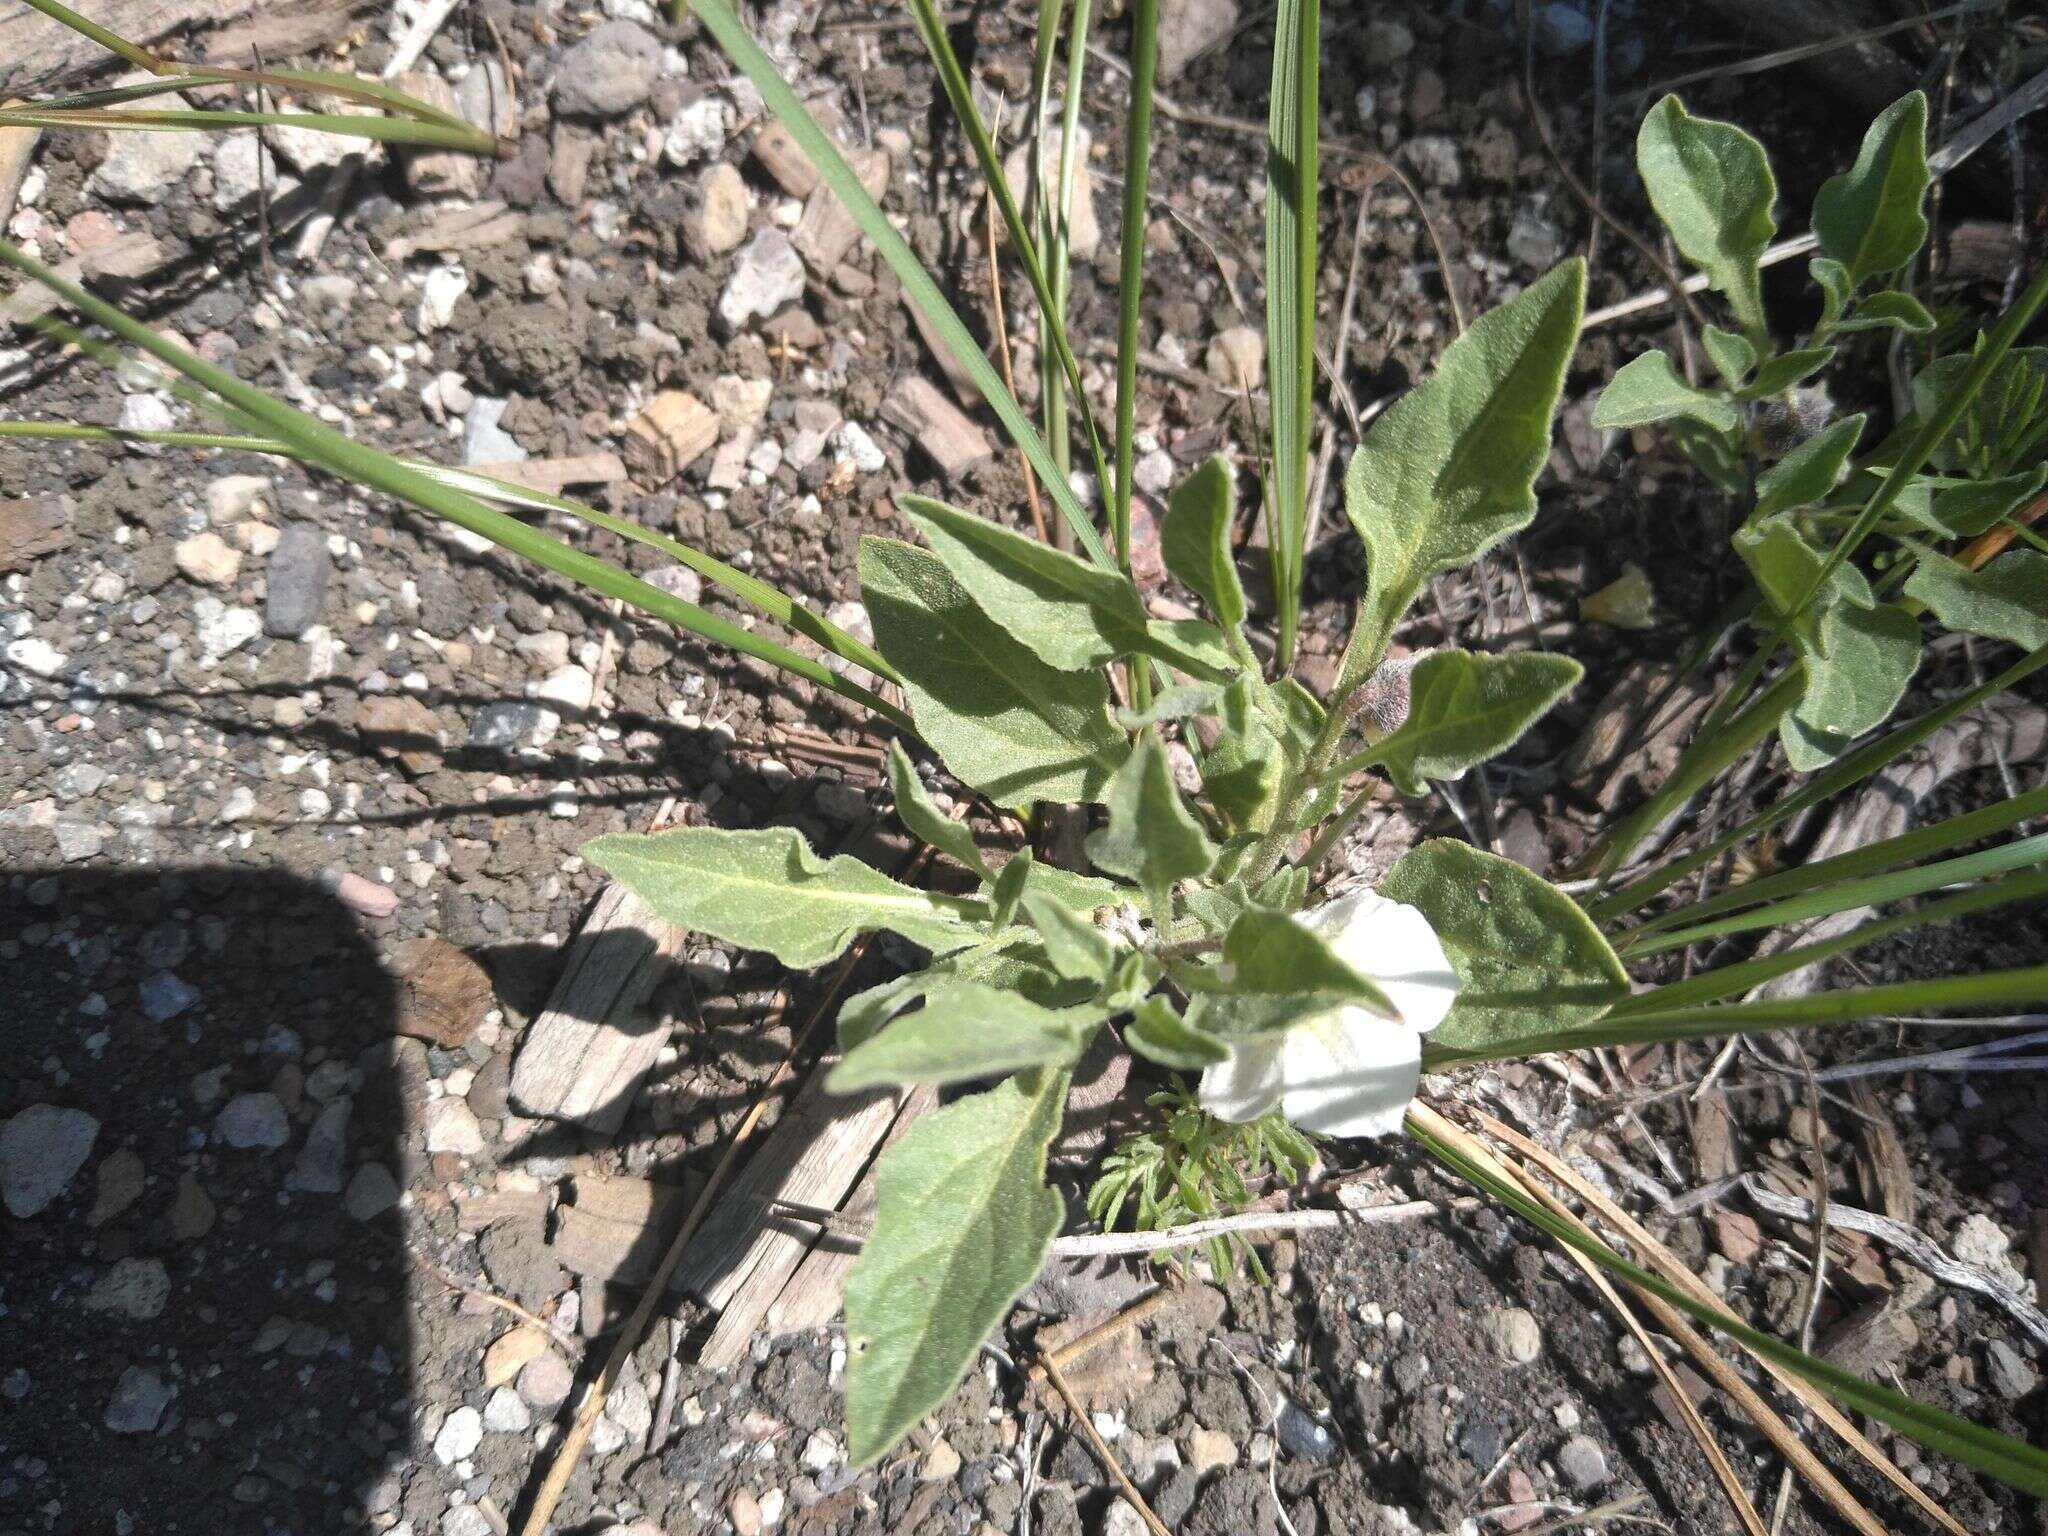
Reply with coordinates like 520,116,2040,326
424,1097,485,1156
719,229,807,328
176,531,243,588
5,637,66,677
418,265,468,333
433,1405,483,1465
482,1386,532,1432
92,127,203,205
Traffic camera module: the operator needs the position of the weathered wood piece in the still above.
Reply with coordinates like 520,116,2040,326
508,884,686,1134
791,146,888,271
674,1063,918,1367
622,391,718,486
551,1174,696,1285
463,452,629,496
882,375,993,483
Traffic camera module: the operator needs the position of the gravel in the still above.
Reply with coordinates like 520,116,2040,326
552,20,663,118
1,1103,101,1217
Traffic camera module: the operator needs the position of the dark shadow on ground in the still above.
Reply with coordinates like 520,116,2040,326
1,866,412,1532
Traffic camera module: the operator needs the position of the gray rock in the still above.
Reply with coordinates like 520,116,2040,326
55,818,103,862
482,1385,532,1432
1156,0,1239,80
1362,17,1415,67
1405,135,1463,189
467,700,561,756
1532,1,1595,55
92,130,203,205
2,1103,100,1217
1507,203,1566,272
552,20,662,118
286,1099,351,1194
192,596,263,661
443,1505,494,1536
1019,1253,1154,1318
85,1257,171,1321
1557,1434,1609,1490
1153,1466,1202,1528
105,1365,173,1433
1275,1395,1339,1463
1987,1340,2039,1401
463,396,528,467
137,970,198,1023
433,1403,483,1464
1481,1306,1542,1365
264,524,331,638
719,228,807,329
215,1092,290,1150
343,1161,400,1222
517,1350,574,1410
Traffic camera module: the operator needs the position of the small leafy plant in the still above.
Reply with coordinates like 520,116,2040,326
5,0,2048,1505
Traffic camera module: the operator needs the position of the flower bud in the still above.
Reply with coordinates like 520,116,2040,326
1748,383,1834,461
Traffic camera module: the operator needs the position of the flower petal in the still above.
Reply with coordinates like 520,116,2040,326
1307,887,1461,1035
1197,1031,1287,1124
1277,1005,1420,1139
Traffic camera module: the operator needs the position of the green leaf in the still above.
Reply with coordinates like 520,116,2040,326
1911,468,2048,536
900,494,1151,672
842,1070,1066,1463
1737,345,1836,399
1810,256,1853,332
887,741,991,880
1086,733,1215,909
1020,892,1117,983
1905,549,2048,651
1382,840,1628,1053
987,852,1034,930
1125,995,1229,1069
1636,95,1777,334
1143,616,1238,682
1753,413,1864,518
1265,0,1321,664
1117,683,1226,731
1342,260,1586,681
837,940,1085,1052
829,983,1095,1092
1220,907,1397,1018
1812,91,1929,287
861,537,1130,809
1837,290,1935,335
1670,417,1750,494
1339,649,1583,795
1591,350,1740,432
586,826,979,970
1701,326,1756,388
1161,454,1247,630
1785,598,1923,770
1015,859,1128,914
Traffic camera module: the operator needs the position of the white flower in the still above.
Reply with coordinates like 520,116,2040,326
1198,887,1460,1139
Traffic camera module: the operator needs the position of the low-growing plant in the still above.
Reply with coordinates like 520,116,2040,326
5,0,2047,1507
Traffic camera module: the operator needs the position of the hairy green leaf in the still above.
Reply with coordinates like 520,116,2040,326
1637,95,1776,334
1383,840,1627,1053
1701,326,1756,388
1738,346,1836,400
1905,549,2048,651
887,741,991,880
1340,650,1583,795
587,826,979,970
1117,683,1226,731
1125,995,1230,1068
1783,598,1923,770
1086,733,1214,909
830,983,1096,1092
1342,260,1586,682
901,494,1150,671
1810,256,1853,332
988,852,1034,930
861,537,1129,809
843,1071,1066,1463
1813,90,1929,286
1219,907,1396,1018
837,940,1085,1052
1753,413,1864,518
1161,454,1247,630
1200,680,1283,829
1016,859,1128,914
1837,289,1935,335
1019,892,1117,983
1591,349,1739,432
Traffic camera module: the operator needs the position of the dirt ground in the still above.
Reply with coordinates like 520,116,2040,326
2,2,2045,1534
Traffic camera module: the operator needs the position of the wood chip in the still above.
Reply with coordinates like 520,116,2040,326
622,391,718,487
462,452,629,496
550,1175,696,1285
384,200,527,261
388,935,493,1049
751,119,822,199
791,147,888,272
508,884,686,1134
392,69,483,199
881,375,992,482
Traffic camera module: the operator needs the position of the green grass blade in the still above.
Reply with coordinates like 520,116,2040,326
1586,665,1804,879
24,66,486,137
0,235,911,732
1624,783,2048,946
1628,832,2048,955
687,0,1108,567
1787,260,2048,624
1411,1114,2048,1497
1429,965,2048,1063
901,0,1113,545
1611,865,2048,1014
17,0,166,73
0,107,496,152
1591,641,2048,922
1264,0,1319,667
0,421,292,454
1113,0,1160,578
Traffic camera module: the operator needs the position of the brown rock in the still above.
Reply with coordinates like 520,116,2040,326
0,496,70,571
388,936,493,1048
752,119,822,198
355,693,446,776
880,376,991,483
1710,1209,1762,1266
